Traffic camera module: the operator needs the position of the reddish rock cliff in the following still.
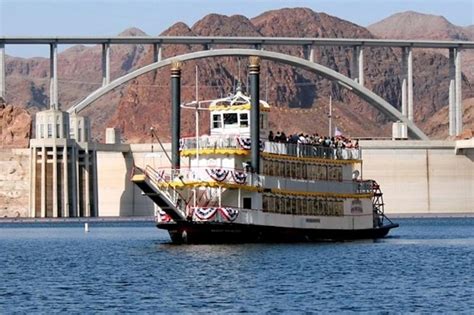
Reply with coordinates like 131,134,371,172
0,100,32,148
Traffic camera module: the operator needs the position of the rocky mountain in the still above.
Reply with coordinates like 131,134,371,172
2,8,474,145
110,8,473,141
423,97,474,139
368,11,473,40
368,11,474,82
368,10,474,137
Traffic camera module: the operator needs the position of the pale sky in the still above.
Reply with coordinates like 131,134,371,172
1,0,473,57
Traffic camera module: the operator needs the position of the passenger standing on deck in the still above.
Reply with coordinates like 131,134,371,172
268,130,274,142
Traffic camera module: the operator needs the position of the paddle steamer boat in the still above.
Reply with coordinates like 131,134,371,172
132,84,398,243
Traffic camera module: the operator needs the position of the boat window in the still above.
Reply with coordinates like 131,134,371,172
240,113,248,127
212,114,222,128
223,113,238,126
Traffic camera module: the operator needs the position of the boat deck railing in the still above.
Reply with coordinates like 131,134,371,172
139,166,375,196
355,180,375,194
180,136,361,160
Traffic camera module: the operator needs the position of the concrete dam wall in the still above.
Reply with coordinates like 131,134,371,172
360,140,473,214
0,140,472,218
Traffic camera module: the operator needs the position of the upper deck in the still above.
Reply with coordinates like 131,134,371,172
180,135,361,162
181,87,360,162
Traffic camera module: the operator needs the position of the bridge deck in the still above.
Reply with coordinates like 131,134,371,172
1,36,474,49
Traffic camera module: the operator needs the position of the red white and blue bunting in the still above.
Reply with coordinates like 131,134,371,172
236,137,252,150
192,207,239,222
231,171,247,184
218,207,239,222
206,168,247,184
206,168,229,182
155,209,172,223
236,137,265,150
194,207,218,220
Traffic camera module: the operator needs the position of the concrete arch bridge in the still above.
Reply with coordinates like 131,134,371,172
66,49,428,140
2,36,472,138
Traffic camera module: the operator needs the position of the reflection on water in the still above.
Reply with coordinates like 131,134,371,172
0,218,473,312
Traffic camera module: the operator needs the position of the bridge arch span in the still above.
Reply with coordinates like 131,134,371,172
67,49,428,140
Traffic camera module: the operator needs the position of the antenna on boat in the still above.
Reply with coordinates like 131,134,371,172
328,95,333,137
238,59,241,90
150,127,172,165
195,65,200,167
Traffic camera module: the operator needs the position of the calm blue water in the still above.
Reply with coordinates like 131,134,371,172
1,218,473,313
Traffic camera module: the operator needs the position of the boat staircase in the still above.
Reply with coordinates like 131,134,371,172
131,165,186,222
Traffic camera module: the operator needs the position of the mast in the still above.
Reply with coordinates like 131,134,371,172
328,95,332,137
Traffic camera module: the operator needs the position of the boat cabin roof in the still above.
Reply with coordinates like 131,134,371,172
209,88,270,112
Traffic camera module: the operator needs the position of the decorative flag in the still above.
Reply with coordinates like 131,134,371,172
236,137,265,151
206,168,229,182
231,171,247,184
218,208,239,222
192,207,239,222
236,136,252,150
334,126,343,137
194,207,218,220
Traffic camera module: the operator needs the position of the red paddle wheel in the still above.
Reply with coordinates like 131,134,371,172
371,180,387,227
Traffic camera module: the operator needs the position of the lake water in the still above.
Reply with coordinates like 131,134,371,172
1,218,473,313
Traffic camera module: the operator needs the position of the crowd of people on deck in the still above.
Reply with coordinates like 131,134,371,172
267,130,359,150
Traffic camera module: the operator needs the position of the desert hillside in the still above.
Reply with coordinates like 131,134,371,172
2,8,473,145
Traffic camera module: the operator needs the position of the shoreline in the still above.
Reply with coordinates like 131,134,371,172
0,216,155,224
1,213,474,224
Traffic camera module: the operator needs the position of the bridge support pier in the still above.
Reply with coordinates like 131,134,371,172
0,43,4,101
455,48,462,135
400,47,414,121
309,45,315,63
358,46,364,86
449,48,463,136
102,43,110,86
351,46,359,82
449,48,456,136
49,43,58,109
351,46,364,85
407,47,413,122
401,48,408,117
153,43,162,62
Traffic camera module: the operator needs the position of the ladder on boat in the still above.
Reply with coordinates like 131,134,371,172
131,166,186,222
370,180,396,227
